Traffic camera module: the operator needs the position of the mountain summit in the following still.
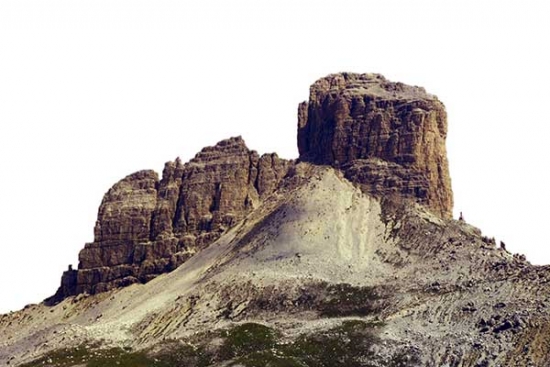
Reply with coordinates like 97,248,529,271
2,73,549,367
48,73,453,304
298,73,452,218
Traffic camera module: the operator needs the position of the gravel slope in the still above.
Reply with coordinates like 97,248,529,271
2,164,550,366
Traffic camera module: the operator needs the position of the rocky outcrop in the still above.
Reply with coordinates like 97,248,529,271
10,166,550,367
298,73,453,218
49,72,455,303
13,73,550,367
49,137,291,302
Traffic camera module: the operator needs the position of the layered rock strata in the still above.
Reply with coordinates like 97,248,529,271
49,137,291,302
298,73,453,218
50,72,454,302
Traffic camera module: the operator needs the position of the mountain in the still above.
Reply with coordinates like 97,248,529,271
2,73,549,367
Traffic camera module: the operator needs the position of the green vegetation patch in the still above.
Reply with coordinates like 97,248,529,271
223,320,388,367
219,322,278,359
282,320,381,367
231,350,307,367
19,320,422,367
151,341,214,367
18,345,152,367
87,348,152,367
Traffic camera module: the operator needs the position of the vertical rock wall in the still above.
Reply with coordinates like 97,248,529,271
298,73,453,218
49,137,291,302
50,72,455,303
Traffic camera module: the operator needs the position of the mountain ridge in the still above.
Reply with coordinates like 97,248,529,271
48,72,454,304
2,73,549,367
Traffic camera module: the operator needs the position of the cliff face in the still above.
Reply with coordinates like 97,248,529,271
50,73,453,302
298,73,453,218
50,137,291,302
7,73,550,367
7,166,550,367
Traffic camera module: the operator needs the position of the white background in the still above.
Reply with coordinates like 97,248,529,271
1,1,549,313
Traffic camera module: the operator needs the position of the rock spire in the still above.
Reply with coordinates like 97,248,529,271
298,73,453,218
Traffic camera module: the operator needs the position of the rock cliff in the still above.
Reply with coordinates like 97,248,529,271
49,137,291,302
5,166,550,367
6,73,550,367
49,73,453,302
298,73,453,218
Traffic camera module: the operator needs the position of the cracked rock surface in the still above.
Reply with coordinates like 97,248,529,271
3,73,547,367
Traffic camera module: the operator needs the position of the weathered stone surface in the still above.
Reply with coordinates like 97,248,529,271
342,158,433,208
93,170,159,244
298,73,453,218
49,72,454,303
16,74,550,367
49,137,291,302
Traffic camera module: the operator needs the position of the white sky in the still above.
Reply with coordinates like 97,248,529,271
1,0,549,314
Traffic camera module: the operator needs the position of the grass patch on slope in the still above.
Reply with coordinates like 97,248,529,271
18,345,152,367
19,320,421,367
219,322,278,359
227,320,388,367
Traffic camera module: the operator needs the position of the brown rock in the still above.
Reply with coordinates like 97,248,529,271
172,137,261,237
48,72,454,303
298,73,453,218
92,170,159,244
48,137,292,303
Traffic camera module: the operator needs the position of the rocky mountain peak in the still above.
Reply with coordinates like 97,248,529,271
307,73,435,103
298,72,453,218
6,73,550,367
47,74,456,304
47,136,291,303
190,136,249,163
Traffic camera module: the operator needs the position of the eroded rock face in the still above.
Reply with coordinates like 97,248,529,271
49,137,291,302
298,73,453,218
50,72,455,303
